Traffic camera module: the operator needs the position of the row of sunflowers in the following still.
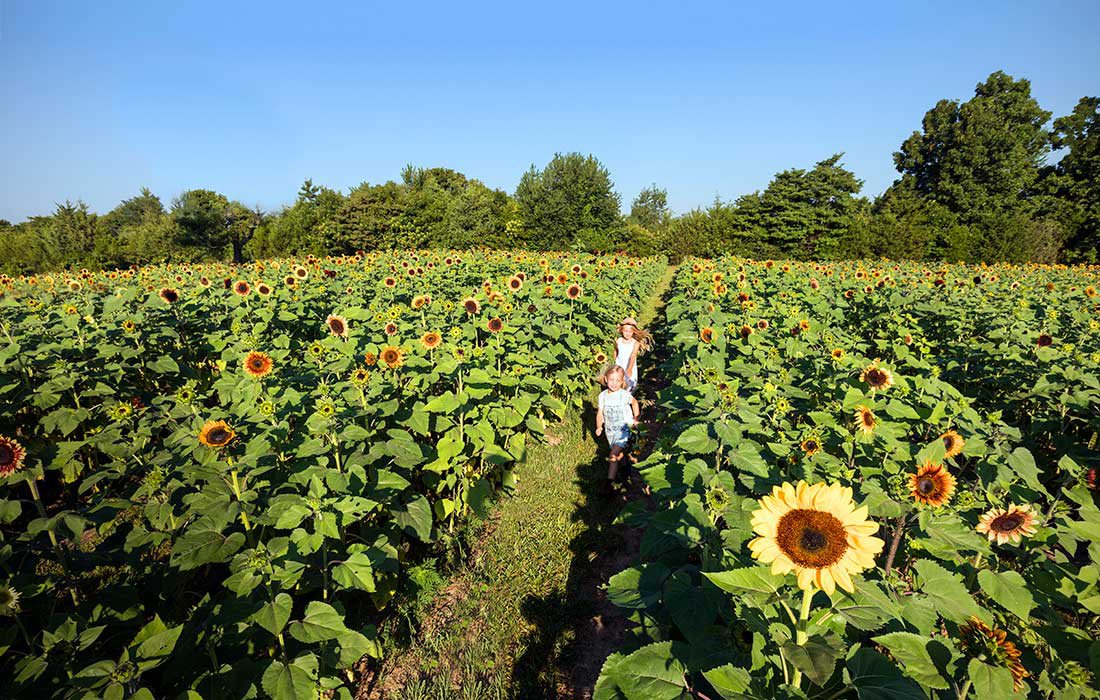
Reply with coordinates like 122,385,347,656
596,258,1100,699
0,250,665,700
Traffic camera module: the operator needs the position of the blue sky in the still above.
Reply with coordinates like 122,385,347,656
2,0,1098,223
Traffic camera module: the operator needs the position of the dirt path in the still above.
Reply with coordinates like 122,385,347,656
360,265,678,700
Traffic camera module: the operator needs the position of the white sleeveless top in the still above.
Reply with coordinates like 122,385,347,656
615,337,638,389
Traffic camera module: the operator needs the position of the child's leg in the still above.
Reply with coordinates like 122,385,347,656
607,445,623,481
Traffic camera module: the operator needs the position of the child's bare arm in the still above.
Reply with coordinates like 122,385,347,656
628,344,639,375
595,407,604,435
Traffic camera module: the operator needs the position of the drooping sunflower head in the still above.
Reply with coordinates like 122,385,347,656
860,362,894,391
463,297,480,315
0,435,27,478
740,324,753,339
976,504,1037,545
854,406,876,434
198,420,235,449
566,284,582,299
159,288,179,304
380,345,404,369
243,351,273,378
940,430,965,458
421,331,442,350
748,481,884,594
486,317,504,333
908,461,956,507
326,314,349,339
700,327,714,343
958,617,1030,690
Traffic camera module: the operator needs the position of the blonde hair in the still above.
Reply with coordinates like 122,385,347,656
601,364,626,387
620,323,654,354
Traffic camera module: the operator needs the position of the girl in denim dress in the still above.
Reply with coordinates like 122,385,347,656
595,365,639,494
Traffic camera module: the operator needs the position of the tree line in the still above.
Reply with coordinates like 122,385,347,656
1,71,1096,274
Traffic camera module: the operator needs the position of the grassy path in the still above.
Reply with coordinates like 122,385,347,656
363,265,677,700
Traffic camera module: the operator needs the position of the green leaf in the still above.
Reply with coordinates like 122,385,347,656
261,654,318,700
968,658,1016,700
846,648,926,700
252,593,293,636
675,423,718,454
332,553,376,592
170,520,246,571
703,567,784,599
913,559,987,624
872,632,952,689
613,641,689,700
468,478,493,519
976,570,1034,620
393,495,433,542
782,634,844,686
606,563,670,609
288,602,349,643
1006,447,1043,492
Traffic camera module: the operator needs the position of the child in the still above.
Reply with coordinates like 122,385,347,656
612,317,652,393
595,365,640,494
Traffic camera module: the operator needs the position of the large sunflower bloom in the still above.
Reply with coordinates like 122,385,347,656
976,504,1037,545
748,481,884,594
854,406,877,435
421,331,442,350
860,361,894,391
380,345,404,369
198,420,236,448
908,461,955,507
0,435,27,478
326,314,349,339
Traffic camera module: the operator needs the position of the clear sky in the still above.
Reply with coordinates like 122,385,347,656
2,0,1098,223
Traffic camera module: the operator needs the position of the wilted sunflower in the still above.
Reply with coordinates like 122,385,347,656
860,362,894,391
326,314,349,339
908,461,956,507
566,284,582,299
748,481,884,594
740,324,753,339
958,617,1030,690
463,297,481,315
421,331,442,350
380,345,404,369
159,288,179,304
233,280,251,296
486,317,504,333
243,351,273,378
0,435,27,478
854,406,876,435
198,420,235,448
700,327,714,343
976,504,1037,545
940,430,965,458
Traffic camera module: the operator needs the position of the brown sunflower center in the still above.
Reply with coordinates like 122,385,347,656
775,509,848,569
330,320,345,334
865,369,887,386
0,445,13,465
991,514,1023,532
208,428,230,445
917,476,937,495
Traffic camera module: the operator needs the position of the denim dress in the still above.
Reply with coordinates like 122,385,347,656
599,388,634,448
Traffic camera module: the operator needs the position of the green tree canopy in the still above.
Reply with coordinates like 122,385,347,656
514,153,621,250
629,184,671,231
1047,96,1100,262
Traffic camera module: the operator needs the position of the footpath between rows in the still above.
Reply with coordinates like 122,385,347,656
361,264,678,700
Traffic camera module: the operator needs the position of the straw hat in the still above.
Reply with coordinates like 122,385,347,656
618,317,638,328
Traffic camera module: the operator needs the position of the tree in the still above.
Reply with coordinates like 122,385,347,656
891,71,1052,221
736,154,867,259
514,153,621,250
1047,96,1100,262
629,185,670,231
172,189,263,262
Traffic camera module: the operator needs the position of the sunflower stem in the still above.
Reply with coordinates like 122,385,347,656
26,477,79,605
956,678,972,700
883,514,908,576
790,587,814,689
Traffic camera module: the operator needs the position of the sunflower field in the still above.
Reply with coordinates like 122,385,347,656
0,250,665,700
597,259,1100,699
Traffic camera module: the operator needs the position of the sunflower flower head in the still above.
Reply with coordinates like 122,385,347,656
958,617,1030,691
908,461,956,507
242,351,273,378
0,584,21,616
860,361,894,391
0,436,27,478
198,420,235,449
748,481,884,594
940,430,965,458
976,504,1037,545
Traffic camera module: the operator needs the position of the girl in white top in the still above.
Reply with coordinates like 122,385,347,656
596,365,639,492
612,317,651,393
